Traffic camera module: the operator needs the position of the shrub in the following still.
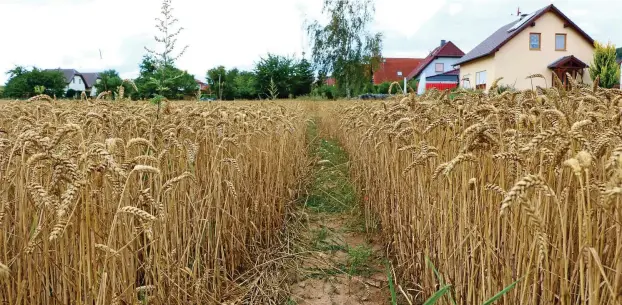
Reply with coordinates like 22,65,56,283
589,41,620,88
65,89,77,99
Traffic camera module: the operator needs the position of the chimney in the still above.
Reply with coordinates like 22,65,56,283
440,40,447,47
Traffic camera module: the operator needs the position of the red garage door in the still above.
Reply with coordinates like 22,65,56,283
426,83,458,91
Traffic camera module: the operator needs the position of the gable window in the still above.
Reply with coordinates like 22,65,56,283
435,63,444,72
529,33,541,50
397,71,403,76
475,71,487,90
555,33,567,51
78,78,82,84
72,78,75,84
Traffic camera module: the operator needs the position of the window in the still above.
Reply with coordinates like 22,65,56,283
475,71,487,90
462,75,471,89
72,78,75,84
79,78,82,84
397,71,403,76
555,33,566,51
435,63,444,72
529,33,541,50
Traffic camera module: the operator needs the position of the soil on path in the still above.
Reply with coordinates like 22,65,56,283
287,134,392,305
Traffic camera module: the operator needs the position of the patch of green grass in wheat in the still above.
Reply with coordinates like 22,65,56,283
305,136,356,213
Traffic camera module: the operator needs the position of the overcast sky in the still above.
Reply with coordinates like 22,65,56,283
0,0,620,84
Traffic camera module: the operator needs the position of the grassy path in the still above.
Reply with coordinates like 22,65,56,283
286,120,392,305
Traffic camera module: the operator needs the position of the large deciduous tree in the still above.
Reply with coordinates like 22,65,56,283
590,41,621,88
3,67,66,98
94,70,137,99
307,0,382,98
136,55,197,100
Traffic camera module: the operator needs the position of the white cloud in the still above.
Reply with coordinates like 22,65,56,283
374,0,446,38
1,0,619,85
448,3,463,16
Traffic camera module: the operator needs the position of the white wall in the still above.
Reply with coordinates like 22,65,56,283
66,75,86,92
90,78,101,96
420,57,460,78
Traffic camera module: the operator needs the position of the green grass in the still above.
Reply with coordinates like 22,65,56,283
311,226,347,252
346,244,373,276
305,119,356,213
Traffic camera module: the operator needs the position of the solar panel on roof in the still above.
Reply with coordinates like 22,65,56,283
507,12,535,32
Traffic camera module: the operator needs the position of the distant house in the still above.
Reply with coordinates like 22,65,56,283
373,58,423,85
82,73,101,97
455,4,595,91
196,79,209,91
45,69,101,97
407,40,465,90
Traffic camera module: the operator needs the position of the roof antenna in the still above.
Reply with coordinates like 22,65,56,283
99,49,103,60
516,6,521,16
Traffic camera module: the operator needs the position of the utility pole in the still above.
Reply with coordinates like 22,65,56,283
218,74,222,100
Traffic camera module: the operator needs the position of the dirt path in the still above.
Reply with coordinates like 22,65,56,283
287,129,393,305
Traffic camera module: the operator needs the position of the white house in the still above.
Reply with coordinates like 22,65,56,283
82,73,101,97
406,40,466,80
46,69,100,97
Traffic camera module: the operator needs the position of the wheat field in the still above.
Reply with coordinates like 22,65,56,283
0,98,309,304
328,77,622,304
2,76,622,305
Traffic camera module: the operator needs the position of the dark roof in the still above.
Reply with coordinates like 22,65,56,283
45,68,81,83
82,73,100,88
426,69,460,82
547,55,588,69
455,4,595,66
373,58,423,84
407,41,465,79
439,69,460,76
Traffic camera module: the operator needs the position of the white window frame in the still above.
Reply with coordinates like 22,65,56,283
397,71,403,76
475,71,487,90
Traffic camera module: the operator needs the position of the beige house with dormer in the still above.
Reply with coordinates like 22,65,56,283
455,4,595,91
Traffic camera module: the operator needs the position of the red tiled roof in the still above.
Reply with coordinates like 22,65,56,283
406,41,465,79
373,58,423,85
325,78,336,86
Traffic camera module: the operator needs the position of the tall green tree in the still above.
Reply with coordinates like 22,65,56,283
254,54,294,98
93,69,138,99
136,56,197,100
206,66,234,100
134,55,159,99
234,71,258,99
590,41,621,88
206,67,259,100
307,0,382,97
292,58,315,96
3,67,65,98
